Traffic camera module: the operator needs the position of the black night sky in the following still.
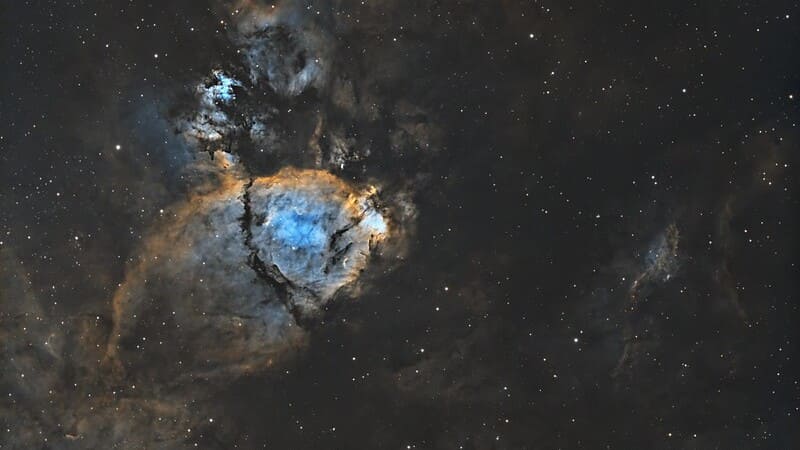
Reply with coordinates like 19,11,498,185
1,1,799,449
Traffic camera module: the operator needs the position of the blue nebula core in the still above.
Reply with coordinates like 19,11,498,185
248,171,390,301
269,209,328,252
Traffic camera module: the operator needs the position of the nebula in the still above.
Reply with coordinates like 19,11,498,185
248,169,388,299
105,165,392,382
3,0,797,447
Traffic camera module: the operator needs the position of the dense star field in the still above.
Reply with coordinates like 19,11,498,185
1,0,798,448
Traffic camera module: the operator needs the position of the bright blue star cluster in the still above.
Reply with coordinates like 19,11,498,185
210,71,242,103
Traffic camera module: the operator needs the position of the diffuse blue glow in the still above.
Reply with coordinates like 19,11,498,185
249,171,391,299
269,209,328,251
